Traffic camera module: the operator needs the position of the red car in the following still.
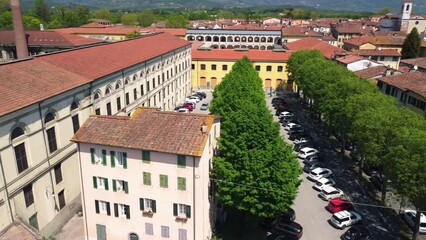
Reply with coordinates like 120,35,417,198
326,197,354,213
182,104,193,111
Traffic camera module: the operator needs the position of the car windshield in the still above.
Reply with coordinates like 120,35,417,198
420,222,426,228
332,215,346,223
315,181,323,186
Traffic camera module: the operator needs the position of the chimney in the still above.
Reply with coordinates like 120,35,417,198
201,122,208,134
10,0,29,59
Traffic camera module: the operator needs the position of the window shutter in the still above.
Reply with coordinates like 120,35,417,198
123,152,127,169
152,200,156,213
173,203,178,216
124,181,128,194
90,148,95,164
95,200,99,214
110,151,115,168
139,198,144,211
112,180,116,192
104,178,109,191
177,155,186,167
125,205,130,219
186,205,191,218
101,150,107,165
93,176,97,189
114,203,118,217
106,202,111,216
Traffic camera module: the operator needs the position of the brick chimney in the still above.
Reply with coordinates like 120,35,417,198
10,0,29,59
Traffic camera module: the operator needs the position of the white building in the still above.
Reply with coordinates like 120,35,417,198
0,32,192,237
71,107,221,240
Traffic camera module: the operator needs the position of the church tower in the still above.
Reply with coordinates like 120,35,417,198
400,0,413,32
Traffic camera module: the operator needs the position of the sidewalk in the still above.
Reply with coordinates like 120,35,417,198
54,214,84,240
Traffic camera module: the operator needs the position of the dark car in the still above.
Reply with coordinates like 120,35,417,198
269,221,303,239
303,161,323,173
303,154,322,164
265,233,299,240
194,91,206,99
340,225,371,240
263,208,296,230
287,126,305,135
294,142,311,152
370,172,392,191
288,132,307,141
272,98,286,106
362,163,381,176
174,106,183,111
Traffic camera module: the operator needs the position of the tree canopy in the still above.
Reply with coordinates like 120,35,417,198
402,27,421,59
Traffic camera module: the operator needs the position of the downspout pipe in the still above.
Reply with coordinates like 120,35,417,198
193,156,196,240
0,154,14,223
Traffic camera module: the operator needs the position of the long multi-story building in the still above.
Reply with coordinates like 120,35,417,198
0,32,191,237
71,107,221,240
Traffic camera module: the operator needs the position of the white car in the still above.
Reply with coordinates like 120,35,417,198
403,210,426,234
176,108,189,113
185,97,199,104
279,111,294,119
298,147,319,160
330,210,362,229
319,186,344,201
313,177,336,191
307,167,333,181
294,138,309,144
284,123,299,131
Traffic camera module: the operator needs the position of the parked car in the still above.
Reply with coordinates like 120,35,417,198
319,186,344,201
370,172,392,191
174,105,183,111
200,103,209,110
263,208,296,230
288,132,306,142
185,98,198,105
402,210,426,234
362,163,381,176
326,197,354,213
329,210,362,229
279,111,294,119
308,167,333,181
280,115,294,123
272,97,286,106
195,91,206,99
298,147,319,160
284,123,300,131
182,103,193,111
303,161,323,173
183,101,196,108
303,154,321,164
269,221,303,239
265,233,298,240
294,142,311,152
176,108,190,113
340,225,371,240
313,177,336,191
186,95,200,103
288,126,305,135
294,138,309,144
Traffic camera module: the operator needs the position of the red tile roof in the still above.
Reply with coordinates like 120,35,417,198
281,26,323,37
378,72,426,97
284,37,345,59
400,57,426,69
0,30,102,47
336,55,366,64
350,49,401,57
344,35,375,46
0,33,190,117
71,107,221,157
141,27,187,36
54,27,140,35
354,66,389,79
192,48,291,62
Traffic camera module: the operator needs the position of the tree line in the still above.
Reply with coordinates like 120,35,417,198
287,50,426,240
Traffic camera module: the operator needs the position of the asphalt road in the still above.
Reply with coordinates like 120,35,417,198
269,90,402,240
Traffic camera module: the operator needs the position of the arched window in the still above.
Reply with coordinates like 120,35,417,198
45,112,55,124
11,127,25,140
125,77,130,85
70,102,80,133
94,92,101,100
105,87,111,95
140,71,144,77
129,233,139,240
115,83,120,90
133,75,137,81
71,101,78,111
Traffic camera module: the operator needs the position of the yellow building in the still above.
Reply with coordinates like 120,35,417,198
191,47,292,90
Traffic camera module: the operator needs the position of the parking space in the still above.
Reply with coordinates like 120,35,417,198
183,89,213,114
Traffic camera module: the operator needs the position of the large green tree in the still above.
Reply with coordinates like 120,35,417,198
138,9,156,27
33,0,50,22
402,27,421,59
211,57,301,220
165,14,189,28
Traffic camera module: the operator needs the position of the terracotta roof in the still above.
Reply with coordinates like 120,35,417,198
225,24,282,31
400,57,426,69
351,49,401,57
0,33,190,117
79,22,106,28
354,66,389,79
54,27,140,35
192,48,291,61
344,34,405,47
378,71,426,97
333,25,373,34
71,107,221,157
336,55,366,64
344,35,375,46
281,26,322,37
141,27,187,36
322,35,336,41
284,37,345,59
0,30,102,47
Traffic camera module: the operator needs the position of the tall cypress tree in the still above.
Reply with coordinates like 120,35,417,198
401,27,421,59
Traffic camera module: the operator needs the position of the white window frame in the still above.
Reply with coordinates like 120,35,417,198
116,152,124,167
99,201,108,214
144,199,153,211
95,149,102,164
116,179,124,191
98,177,105,189
178,204,187,217
118,203,126,217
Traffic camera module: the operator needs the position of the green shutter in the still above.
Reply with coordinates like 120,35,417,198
104,178,109,190
142,151,150,162
177,155,186,168
114,203,118,217
110,151,115,168
91,148,95,164
124,181,128,194
95,200,99,214
139,198,144,211
186,205,191,218
160,175,168,188
178,177,186,191
112,180,116,192
93,176,97,189
125,205,130,219
106,202,111,216
102,150,107,166
143,172,151,186
123,152,127,169
173,203,178,216
152,200,156,213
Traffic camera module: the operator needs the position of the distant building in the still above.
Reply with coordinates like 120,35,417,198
284,37,346,59
354,65,395,82
331,23,373,48
350,49,401,70
335,55,382,72
71,107,221,240
400,57,426,72
54,27,145,42
379,0,426,34
281,26,323,43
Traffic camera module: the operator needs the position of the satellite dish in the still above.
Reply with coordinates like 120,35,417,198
413,65,418,70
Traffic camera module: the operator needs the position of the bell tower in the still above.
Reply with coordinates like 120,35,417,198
400,0,413,32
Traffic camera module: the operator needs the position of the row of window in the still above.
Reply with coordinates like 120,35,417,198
96,224,188,240
195,64,284,72
94,174,186,192
23,183,66,210
95,200,191,219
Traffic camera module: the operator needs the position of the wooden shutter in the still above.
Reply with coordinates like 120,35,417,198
93,176,97,189
125,205,130,219
102,150,107,165
139,198,144,211
152,200,156,213
104,178,109,190
123,152,127,169
90,148,95,164
110,151,115,168
106,202,111,216
178,177,186,191
186,205,191,218
177,155,186,167
142,151,150,162
173,203,178,216
124,181,128,194
95,200,99,214
112,180,116,192
114,203,118,217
